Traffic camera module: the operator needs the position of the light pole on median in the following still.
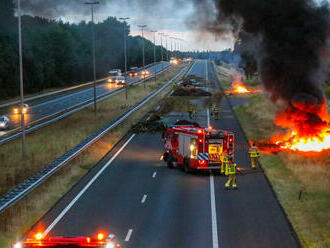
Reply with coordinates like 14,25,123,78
159,33,164,70
84,1,99,116
150,30,157,85
163,34,169,62
138,24,147,88
17,0,26,158
119,17,130,100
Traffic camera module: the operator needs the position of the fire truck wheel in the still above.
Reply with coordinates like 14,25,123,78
163,152,169,162
183,158,192,173
167,160,174,168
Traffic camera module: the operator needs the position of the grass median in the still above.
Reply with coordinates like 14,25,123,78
230,80,330,247
0,63,191,246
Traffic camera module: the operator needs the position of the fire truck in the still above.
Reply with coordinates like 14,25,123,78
11,232,121,248
163,125,234,173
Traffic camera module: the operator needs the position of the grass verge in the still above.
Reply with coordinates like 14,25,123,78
234,93,330,248
0,65,184,196
0,63,191,247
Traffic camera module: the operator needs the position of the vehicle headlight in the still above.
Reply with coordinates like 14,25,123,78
106,242,115,248
13,242,22,248
0,122,5,127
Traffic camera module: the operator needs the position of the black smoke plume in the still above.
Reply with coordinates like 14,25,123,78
195,0,330,135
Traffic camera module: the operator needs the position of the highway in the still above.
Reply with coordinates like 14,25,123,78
0,62,169,140
31,60,300,248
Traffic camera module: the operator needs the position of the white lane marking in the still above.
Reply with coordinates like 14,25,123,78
125,229,133,242
152,172,157,178
210,175,219,248
43,134,136,236
205,60,209,82
141,194,148,204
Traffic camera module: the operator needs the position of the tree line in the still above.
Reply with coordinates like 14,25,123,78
0,0,174,99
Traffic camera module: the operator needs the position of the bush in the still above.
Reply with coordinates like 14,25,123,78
325,86,330,98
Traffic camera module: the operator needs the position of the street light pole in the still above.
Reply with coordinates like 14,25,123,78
18,0,26,158
119,17,130,100
138,24,147,88
84,1,99,116
159,33,164,70
164,34,169,61
150,30,157,84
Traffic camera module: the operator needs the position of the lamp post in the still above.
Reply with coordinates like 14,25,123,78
84,1,99,116
119,17,130,100
159,32,164,69
17,0,26,157
138,24,147,88
150,30,157,84
163,34,169,61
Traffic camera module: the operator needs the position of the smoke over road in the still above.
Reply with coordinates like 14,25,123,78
192,0,330,141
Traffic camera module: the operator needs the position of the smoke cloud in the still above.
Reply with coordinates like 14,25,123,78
192,0,330,133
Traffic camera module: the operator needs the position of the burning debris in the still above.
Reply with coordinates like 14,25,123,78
131,114,168,133
172,74,211,96
195,0,330,153
224,80,260,95
182,75,206,87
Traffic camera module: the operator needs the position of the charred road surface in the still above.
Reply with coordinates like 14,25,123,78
32,60,299,248
0,63,168,136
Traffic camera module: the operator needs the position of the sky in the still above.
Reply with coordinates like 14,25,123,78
19,0,235,51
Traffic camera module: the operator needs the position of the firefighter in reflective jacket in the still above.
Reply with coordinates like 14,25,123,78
248,143,260,169
212,104,219,120
221,154,229,175
225,157,237,190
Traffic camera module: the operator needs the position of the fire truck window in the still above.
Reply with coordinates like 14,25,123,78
190,138,198,159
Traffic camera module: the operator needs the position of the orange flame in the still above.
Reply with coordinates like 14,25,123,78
224,81,260,95
271,102,330,152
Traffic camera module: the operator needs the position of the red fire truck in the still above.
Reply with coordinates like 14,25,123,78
163,125,234,173
11,232,121,248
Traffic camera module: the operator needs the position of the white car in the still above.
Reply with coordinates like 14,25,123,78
0,116,9,130
115,76,126,85
108,69,122,83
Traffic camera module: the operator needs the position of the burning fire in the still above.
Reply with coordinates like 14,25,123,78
225,81,260,95
271,101,330,152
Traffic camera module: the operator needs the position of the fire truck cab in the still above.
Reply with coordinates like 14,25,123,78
163,125,234,173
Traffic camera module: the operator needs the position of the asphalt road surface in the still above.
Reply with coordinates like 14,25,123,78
0,62,168,134
31,60,299,248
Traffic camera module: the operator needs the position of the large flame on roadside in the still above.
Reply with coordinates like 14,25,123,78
225,81,260,95
271,101,330,152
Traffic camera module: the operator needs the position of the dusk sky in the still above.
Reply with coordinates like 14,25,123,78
19,0,235,51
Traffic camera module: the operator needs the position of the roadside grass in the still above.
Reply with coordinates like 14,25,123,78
0,63,190,247
0,65,183,196
234,93,330,248
325,86,330,98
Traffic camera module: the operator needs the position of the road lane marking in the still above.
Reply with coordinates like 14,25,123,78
43,134,136,236
152,172,157,178
141,194,148,204
210,175,219,248
205,60,209,82
125,229,133,242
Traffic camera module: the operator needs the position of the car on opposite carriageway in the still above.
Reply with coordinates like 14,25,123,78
0,115,10,130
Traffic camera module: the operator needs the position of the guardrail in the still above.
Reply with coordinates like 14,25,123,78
0,64,171,145
0,62,191,214
0,62,166,109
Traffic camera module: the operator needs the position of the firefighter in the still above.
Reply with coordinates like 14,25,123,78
188,104,195,119
220,154,229,175
248,143,260,169
212,104,219,120
225,157,238,190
